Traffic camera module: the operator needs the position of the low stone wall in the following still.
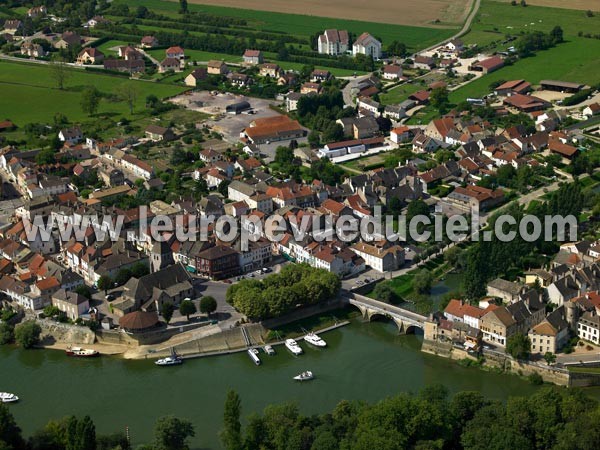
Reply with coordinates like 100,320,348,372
38,319,96,345
95,329,139,347
261,298,345,329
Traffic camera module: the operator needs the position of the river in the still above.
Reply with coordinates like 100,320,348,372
0,316,569,450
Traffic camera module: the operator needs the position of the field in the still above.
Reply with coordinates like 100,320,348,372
0,60,186,125
182,0,472,28
115,0,459,51
449,37,600,102
495,0,600,11
463,0,600,49
380,83,422,105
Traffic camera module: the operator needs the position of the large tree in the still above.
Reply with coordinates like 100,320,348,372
200,296,217,316
161,302,175,324
179,299,197,321
14,320,41,349
506,333,531,360
49,57,71,90
220,390,242,450
118,83,138,115
153,416,195,450
80,85,101,116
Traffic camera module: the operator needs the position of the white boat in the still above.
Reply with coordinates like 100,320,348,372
304,332,326,347
247,348,261,366
293,371,314,381
65,347,99,357
155,355,183,366
285,339,303,355
0,392,19,403
263,345,275,355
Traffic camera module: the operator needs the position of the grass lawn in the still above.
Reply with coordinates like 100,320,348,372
566,366,600,374
383,274,416,298
115,0,457,51
406,106,441,126
0,60,187,125
94,39,131,57
380,83,422,106
464,0,600,49
148,48,243,64
449,37,600,103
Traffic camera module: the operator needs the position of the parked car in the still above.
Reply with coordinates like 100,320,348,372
105,294,115,301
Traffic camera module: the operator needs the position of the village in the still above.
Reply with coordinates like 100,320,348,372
1,2,600,381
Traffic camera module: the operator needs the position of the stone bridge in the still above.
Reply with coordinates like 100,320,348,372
344,292,427,334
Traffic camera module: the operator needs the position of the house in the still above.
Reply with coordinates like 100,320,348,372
494,79,531,96
311,69,331,83
425,117,456,143
20,42,46,58
480,300,543,347
445,39,464,54
184,68,208,87
103,59,145,73
486,278,525,303
165,46,185,60
301,82,322,95
243,115,305,145
350,241,405,272
578,311,600,345
28,6,47,18
353,116,379,139
383,104,407,121
243,49,263,65
413,55,436,70
390,126,412,144
207,60,228,75
259,63,281,78
446,185,504,212
409,90,430,105
118,46,143,60
121,154,154,180
529,305,570,354
352,32,382,59
583,103,600,118
159,57,182,73
443,299,488,329
59,127,83,144
469,55,504,73
77,47,104,64
317,29,349,56
52,289,89,320
195,245,240,280
503,94,550,113
549,139,578,160
278,72,298,86
140,35,158,48
228,180,256,202
382,64,403,80
286,92,303,112
357,96,380,117
3,20,23,34
547,276,580,306
411,133,438,153
144,125,175,142
55,31,82,49
84,16,108,28
230,73,251,87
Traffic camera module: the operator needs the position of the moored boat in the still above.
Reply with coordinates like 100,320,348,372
304,332,327,347
0,392,19,403
66,347,99,357
155,355,183,366
263,345,275,355
247,348,261,366
293,371,314,381
285,338,303,355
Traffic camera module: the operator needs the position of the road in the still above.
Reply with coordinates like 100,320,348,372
556,351,600,365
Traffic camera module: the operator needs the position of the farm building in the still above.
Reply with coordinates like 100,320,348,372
226,101,251,114
469,56,504,74
540,80,585,93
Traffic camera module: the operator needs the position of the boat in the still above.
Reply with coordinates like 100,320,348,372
65,347,99,357
285,338,303,355
155,355,183,366
304,332,327,347
0,392,19,403
155,348,183,366
247,348,261,366
263,345,275,355
293,371,314,381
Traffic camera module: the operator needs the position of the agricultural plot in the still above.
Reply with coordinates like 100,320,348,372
115,0,459,51
0,60,186,125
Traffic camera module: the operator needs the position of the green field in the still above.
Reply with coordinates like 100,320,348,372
449,37,600,102
0,60,186,125
115,0,457,51
380,82,422,105
464,0,600,49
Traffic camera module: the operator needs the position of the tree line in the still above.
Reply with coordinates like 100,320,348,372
226,264,341,320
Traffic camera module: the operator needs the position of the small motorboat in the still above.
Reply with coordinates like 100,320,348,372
66,347,99,357
155,355,183,366
293,371,314,381
155,348,183,366
247,348,261,366
285,339,303,355
263,345,275,355
304,332,327,347
0,392,19,403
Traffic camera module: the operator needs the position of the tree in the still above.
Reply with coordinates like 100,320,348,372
14,320,41,349
118,83,138,115
97,275,113,294
0,322,14,345
220,390,242,450
80,85,101,116
543,352,556,365
372,283,401,304
179,299,197,321
0,403,25,449
307,130,320,148
387,40,407,57
506,333,531,360
50,57,71,90
413,270,433,295
179,0,188,14
407,199,430,222
153,416,195,450
200,296,217,316
430,87,449,111
550,25,564,44
161,302,175,324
